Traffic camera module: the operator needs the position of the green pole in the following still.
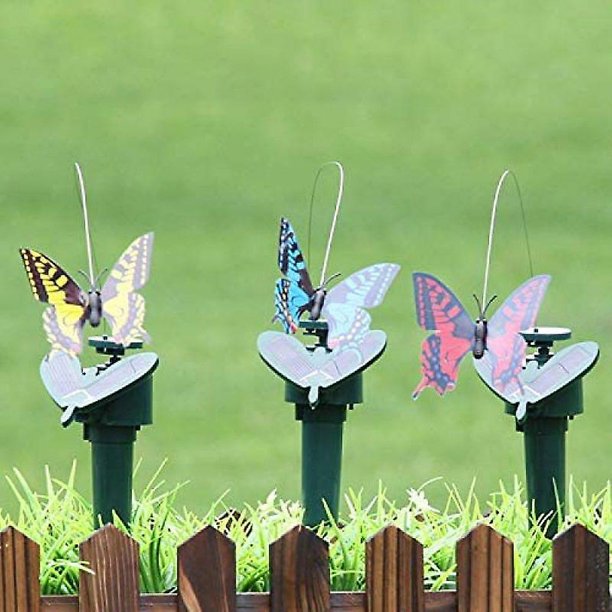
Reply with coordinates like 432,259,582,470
77,341,155,527
287,371,362,527
86,425,136,525
522,416,567,535
506,333,584,537
296,404,347,526
260,321,383,528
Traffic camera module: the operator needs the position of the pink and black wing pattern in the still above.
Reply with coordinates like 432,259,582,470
485,275,550,394
322,263,400,348
273,218,315,333
412,272,474,398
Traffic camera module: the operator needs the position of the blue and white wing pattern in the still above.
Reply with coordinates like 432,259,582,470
322,263,400,347
273,218,315,333
273,278,311,333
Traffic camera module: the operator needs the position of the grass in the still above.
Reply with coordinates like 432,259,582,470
0,2,610,515
0,465,609,594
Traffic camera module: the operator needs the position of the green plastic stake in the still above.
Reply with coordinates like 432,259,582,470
76,338,156,527
521,415,567,534
297,405,346,527
259,319,386,527
505,328,585,537
285,322,364,527
288,374,361,526
86,424,137,527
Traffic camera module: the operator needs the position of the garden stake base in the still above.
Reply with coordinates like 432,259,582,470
76,337,157,527
504,328,597,537
288,376,358,527
260,320,385,528
476,326,598,538
295,403,347,526
520,415,567,535
85,424,136,527
286,329,365,526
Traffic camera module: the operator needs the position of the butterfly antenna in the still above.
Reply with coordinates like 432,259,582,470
322,271,342,288
472,293,483,318
482,294,498,317
94,267,109,288
481,169,534,308
74,163,97,289
77,269,91,285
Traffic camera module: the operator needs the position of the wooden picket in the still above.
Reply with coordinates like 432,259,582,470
552,523,610,611
178,525,236,612
79,524,139,611
366,525,424,612
0,527,39,612
270,526,330,611
0,522,608,611
456,524,514,611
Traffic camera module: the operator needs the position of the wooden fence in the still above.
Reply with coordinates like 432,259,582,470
0,522,609,611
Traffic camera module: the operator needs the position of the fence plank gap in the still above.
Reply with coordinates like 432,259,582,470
215,509,252,537
552,523,609,612
178,525,236,612
0,527,40,612
456,523,514,612
79,524,139,611
366,525,424,612
270,526,330,612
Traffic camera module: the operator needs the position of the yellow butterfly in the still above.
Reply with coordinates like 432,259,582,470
20,233,153,355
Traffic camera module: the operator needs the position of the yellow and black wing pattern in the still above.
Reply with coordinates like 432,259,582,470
19,249,87,355
101,232,153,345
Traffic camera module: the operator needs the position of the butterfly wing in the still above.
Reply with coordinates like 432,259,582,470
278,217,315,293
20,248,87,354
322,263,400,347
43,306,86,355
20,248,84,307
412,272,474,398
486,274,551,394
273,279,311,333
274,218,314,332
321,303,372,347
101,233,153,345
101,233,153,298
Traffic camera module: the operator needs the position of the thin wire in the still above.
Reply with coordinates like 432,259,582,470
74,163,96,287
482,169,534,308
306,161,345,287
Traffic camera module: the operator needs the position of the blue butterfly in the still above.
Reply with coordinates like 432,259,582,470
273,217,399,347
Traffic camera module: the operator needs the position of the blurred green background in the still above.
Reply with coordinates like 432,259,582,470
0,1,610,514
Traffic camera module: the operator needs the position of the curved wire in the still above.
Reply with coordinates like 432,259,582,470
481,169,534,309
74,162,97,288
306,161,345,286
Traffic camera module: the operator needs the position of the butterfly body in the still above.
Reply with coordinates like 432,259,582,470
309,288,326,321
86,290,103,327
20,232,154,355
273,217,399,346
473,318,487,359
412,272,550,399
